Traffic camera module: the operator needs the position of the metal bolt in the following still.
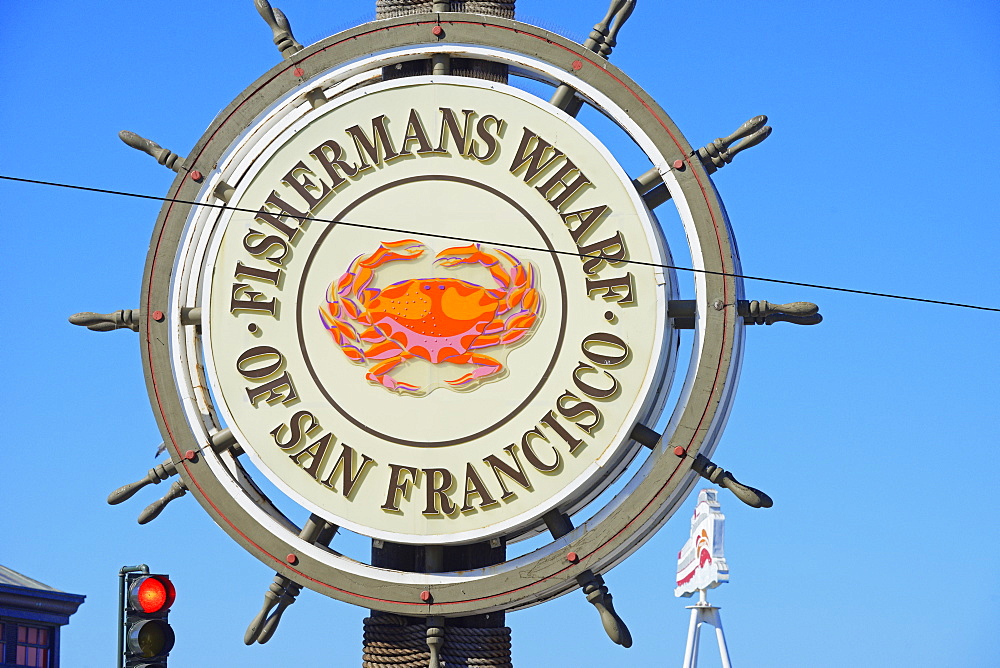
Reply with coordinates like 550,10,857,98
673,159,685,170
184,450,197,462
293,67,305,78
566,552,579,563
286,553,298,565
572,60,583,71
673,446,685,457
420,590,433,602
432,26,444,37
189,170,203,182
152,310,165,322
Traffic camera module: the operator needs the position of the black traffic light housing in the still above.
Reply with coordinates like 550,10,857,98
123,573,175,667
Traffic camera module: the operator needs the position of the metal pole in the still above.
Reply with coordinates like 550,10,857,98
117,564,148,668
682,588,732,668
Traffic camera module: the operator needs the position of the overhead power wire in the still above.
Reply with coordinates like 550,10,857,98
2,173,997,313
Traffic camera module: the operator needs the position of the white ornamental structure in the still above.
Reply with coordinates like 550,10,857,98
676,489,732,668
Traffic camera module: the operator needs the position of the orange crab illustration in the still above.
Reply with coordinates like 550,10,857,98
319,239,541,394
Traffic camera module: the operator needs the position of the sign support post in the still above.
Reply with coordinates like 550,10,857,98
682,589,732,668
364,4,515,667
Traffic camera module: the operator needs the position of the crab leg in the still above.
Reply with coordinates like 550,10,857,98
322,240,426,366
437,244,538,311
435,244,510,288
366,356,419,393
359,239,426,268
364,340,419,393
445,353,502,388
340,239,426,302
470,309,538,349
319,305,365,361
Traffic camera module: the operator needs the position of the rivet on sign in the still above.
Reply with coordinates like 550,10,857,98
420,590,433,603
673,159,686,170
432,26,444,37
152,310,165,322
189,170,203,182
566,552,579,563
286,553,298,565
604,311,615,322
248,323,259,333
184,450,197,462
293,67,305,78
673,446,686,457
572,60,583,71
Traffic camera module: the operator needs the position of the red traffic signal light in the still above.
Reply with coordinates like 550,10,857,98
124,574,175,666
129,575,176,614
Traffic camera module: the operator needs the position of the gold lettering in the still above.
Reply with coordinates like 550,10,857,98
509,127,564,183
460,463,498,511
281,160,331,210
577,231,627,275
322,444,376,499
535,159,591,211
435,107,476,155
556,391,602,435
309,140,359,187
585,274,635,304
561,204,610,244
255,191,307,240
382,464,418,512
289,433,333,480
345,114,401,170
539,410,583,455
422,467,457,515
520,426,562,472
483,444,533,499
399,109,435,155
270,411,321,450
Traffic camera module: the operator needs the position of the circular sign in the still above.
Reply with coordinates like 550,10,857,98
198,78,673,544
140,14,745,616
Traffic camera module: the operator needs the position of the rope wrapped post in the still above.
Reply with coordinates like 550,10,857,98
362,614,513,668
376,1,513,82
366,542,511,667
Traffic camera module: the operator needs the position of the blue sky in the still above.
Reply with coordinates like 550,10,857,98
1,1,998,666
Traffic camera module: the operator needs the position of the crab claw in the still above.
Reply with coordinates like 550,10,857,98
359,239,426,269
363,346,422,394
445,353,502,387
434,244,499,269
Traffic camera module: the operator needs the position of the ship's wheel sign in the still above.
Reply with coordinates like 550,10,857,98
79,0,819,649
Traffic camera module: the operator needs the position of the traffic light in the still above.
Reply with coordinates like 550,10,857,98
124,574,175,667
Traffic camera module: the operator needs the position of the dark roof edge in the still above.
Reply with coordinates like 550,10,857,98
0,587,86,625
